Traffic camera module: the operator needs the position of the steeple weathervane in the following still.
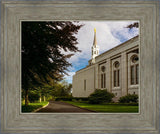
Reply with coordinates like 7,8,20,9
91,28,99,64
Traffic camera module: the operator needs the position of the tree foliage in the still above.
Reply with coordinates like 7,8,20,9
126,22,139,29
51,81,72,97
22,21,82,105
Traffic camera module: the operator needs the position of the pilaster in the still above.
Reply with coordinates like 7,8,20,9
106,58,111,92
95,64,99,89
121,52,128,96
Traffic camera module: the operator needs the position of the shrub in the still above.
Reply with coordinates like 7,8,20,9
119,94,138,103
88,89,115,104
55,97,88,102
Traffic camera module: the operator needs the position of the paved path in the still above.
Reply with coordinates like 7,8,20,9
36,101,95,113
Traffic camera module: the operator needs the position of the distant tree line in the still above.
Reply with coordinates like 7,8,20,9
21,80,72,103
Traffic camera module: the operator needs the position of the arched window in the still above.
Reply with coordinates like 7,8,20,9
101,66,106,88
130,55,139,85
113,61,120,87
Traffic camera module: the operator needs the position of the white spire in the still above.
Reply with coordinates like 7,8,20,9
91,28,99,64
93,28,97,46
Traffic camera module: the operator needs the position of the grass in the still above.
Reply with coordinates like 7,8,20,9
22,101,48,113
63,101,139,113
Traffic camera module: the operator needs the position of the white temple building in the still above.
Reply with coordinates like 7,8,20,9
72,29,139,100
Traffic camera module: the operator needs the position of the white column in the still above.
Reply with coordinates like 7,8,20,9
121,52,128,96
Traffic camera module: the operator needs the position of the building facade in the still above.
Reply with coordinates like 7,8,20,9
72,30,139,101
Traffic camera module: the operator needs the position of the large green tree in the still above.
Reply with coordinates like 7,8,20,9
22,21,82,105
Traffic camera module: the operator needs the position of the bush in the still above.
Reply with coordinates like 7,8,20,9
88,89,114,104
119,94,138,103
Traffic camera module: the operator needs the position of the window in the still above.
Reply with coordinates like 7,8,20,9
117,70,120,86
101,66,106,88
101,74,103,88
114,71,116,87
136,64,139,84
104,73,106,88
130,55,139,85
101,73,106,88
131,65,135,85
84,80,86,91
132,56,139,63
114,61,120,68
113,61,120,87
101,66,105,72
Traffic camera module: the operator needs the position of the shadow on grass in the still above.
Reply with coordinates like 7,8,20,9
63,101,139,113
22,102,48,113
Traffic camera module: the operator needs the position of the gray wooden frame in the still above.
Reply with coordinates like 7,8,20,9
1,0,159,133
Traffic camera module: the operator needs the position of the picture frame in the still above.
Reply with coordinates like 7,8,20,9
1,0,159,133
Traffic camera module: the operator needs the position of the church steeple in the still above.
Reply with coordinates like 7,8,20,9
93,28,97,46
91,28,99,64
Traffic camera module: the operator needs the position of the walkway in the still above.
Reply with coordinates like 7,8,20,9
36,101,94,113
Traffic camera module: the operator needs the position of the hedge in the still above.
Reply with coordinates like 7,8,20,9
55,97,88,101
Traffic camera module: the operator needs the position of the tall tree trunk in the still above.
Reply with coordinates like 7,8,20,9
25,89,29,106
39,93,42,103
43,96,46,102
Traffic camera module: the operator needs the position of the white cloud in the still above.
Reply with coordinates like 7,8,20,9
66,21,139,65
61,21,139,83
106,21,139,40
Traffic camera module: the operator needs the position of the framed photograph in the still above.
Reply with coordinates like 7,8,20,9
1,0,159,133
21,20,139,114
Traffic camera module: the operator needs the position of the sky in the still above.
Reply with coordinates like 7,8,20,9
63,21,139,84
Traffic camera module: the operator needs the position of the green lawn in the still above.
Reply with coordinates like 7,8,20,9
22,101,48,113
64,101,139,113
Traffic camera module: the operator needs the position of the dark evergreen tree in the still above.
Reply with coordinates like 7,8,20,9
22,21,82,105
126,22,139,29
